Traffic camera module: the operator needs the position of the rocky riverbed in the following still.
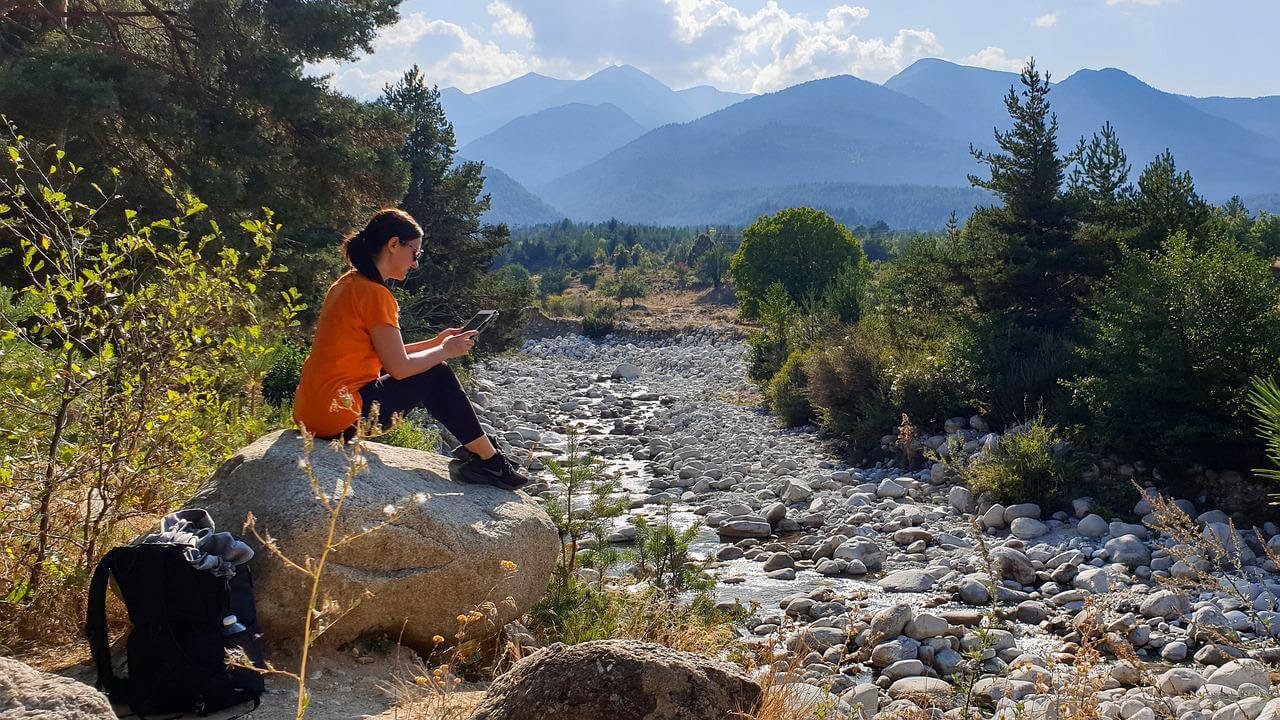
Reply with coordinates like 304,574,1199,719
465,329,1280,720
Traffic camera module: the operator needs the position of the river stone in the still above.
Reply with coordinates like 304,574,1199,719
1010,517,1049,540
762,552,795,572
904,612,949,640
1077,514,1109,538
779,683,857,720
718,520,772,539
879,569,936,593
188,430,559,649
1073,567,1115,594
990,546,1037,584
948,486,974,513
833,539,884,570
887,677,953,701
882,660,925,682
1157,668,1206,695
1140,590,1190,620
611,363,641,380
1003,503,1041,523
790,626,849,653
1105,534,1152,568
981,504,1007,529
871,603,914,639
878,478,907,499
0,656,116,719
841,683,880,718
959,578,990,605
471,640,761,720
1205,660,1271,690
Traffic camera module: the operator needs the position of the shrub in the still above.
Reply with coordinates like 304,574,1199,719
537,266,570,297
953,414,1076,506
0,133,297,644
579,269,599,289
544,292,590,318
378,415,442,451
806,318,975,457
262,343,307,406
581,303,617,340
818,258,870,324
766,350,813,427
628,504,712,595
1068,232,1280,468
730,207,865,318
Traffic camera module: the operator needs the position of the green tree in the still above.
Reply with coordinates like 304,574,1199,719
0,0,408,290
1133,150,1211,252
1069,232,1280,467
695,238,730,290
380,67,520,346
729,207,864,318
969,59,1071,237
614,267,647,307
1069,121,1133,224
963,59,1093,331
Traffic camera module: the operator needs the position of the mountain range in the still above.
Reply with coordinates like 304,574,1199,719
448,61,1280,229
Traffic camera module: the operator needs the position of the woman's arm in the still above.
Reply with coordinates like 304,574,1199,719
404,327,464,353
371,324,476,380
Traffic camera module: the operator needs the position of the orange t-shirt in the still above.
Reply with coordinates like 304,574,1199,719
293,271,399,437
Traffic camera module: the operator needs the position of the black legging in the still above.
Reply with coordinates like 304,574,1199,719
327,363,485,445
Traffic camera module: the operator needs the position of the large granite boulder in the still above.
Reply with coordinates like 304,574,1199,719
0,656,117,719
471,640,762,720
188,430,559,649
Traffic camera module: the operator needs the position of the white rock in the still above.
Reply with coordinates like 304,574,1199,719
1011,517,1049,540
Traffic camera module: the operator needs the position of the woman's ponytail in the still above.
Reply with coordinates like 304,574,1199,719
341,208,423,284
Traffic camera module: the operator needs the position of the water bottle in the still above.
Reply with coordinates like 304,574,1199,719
222,614,247,636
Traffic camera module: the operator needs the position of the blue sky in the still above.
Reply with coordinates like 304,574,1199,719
311,1,1280,99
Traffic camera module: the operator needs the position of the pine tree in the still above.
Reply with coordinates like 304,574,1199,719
969,59,1070,236
1069,121,1132,219
380,66,513,336
1133,149,1211,252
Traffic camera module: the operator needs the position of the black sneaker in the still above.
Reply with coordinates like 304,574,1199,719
448,446,529,491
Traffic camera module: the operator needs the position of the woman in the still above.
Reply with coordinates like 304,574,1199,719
292,208,527,490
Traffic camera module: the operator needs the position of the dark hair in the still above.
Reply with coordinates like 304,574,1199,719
341,208,423,283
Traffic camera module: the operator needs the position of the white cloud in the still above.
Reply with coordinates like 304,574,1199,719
1032,12,1059,28
317,14,537,95
663,0,940,92
487,1,534,40
959,46,1028,72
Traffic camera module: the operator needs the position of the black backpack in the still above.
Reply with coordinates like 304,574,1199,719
86,543,266,717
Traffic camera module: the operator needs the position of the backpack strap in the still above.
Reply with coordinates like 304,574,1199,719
86,550,128,700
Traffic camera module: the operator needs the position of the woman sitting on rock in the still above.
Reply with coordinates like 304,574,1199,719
292,208,527,490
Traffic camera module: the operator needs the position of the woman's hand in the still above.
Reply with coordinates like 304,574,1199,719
434,327,464,345
440,330,479,359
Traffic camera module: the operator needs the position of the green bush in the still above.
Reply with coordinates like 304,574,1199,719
537,266,570,297
545,292,591,318
953,414,1076,506
767,350,814,427
730,207,865,318
819,258,871,324
579,269,599,289
806,319,975,457
628,504,712,595
1069,233,1280,467
581,303,617,339
0,133,296,640
262,343,306,406
378,416,441,451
